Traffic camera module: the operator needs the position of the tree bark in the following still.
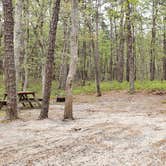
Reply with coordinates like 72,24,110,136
126,0,134,93
58,21,68,90
39,0,61,119
0,10,3,74
163,16,166,80
117,6,125,83
14,0,23,88
94,0,101,96
150,0,158,81
21,0,29,91
2,0,18,120
64,0,79,120
109,17,113,81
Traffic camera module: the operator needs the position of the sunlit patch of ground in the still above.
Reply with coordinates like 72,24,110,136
0,91,166,166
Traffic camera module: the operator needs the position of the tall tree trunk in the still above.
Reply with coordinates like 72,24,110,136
64,0,79,120
150,0,158,81
81,40,87,86
117,6,125,83
39,0,61,119
94,0,101,96
126,0,134,93
2,0,18,120
14,0,23,88
113,17,118,80
58,21,68,90
22,0,29,91
0,11,3,74
132,24,136,81
126,18,130,82
163,16,166,80
138,20,145,80
109,17,113,81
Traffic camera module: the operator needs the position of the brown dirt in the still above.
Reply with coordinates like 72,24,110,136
0,91,166,166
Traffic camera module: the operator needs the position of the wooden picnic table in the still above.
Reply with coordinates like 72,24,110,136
1,91,42,109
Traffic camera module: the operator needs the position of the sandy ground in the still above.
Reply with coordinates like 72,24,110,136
0,91,166,166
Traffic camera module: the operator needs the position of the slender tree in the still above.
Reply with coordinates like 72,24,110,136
117,4,125,82
39,0,61,119
126,0,135,93
14,0,23,88
163,16,166,80
150,0,158,81
22,0,29,91
2,0,18,120
58,20,69,90
109,16,113,81
64,0,79,120
94,0,101,96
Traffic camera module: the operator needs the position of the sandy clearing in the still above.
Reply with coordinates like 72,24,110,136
0,91,166,166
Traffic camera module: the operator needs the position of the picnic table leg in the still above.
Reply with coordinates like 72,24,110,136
19,94,34,108
32,93,41,107
18,94,26,107
26,97,34,108
21,102,26,107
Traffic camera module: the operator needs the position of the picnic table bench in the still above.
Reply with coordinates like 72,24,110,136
0,91,42,109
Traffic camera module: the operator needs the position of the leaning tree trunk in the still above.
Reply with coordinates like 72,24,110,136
64,0,79,120
126,0,134,93
14,0,23,88
39,0,61,119
2,0,18,120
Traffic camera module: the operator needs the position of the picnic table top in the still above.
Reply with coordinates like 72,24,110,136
17,91,35,95
4,91,35,95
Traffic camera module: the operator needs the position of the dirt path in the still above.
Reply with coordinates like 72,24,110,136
0,91,166,166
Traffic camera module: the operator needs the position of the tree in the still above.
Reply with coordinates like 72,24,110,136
14,0,23,88
2,0,18,120
163,16,166,80
94,0,102,96
126,0,135,93
150,0,158,81
58,2,70,90
117,3,125,82
58,20,68,90
64,0,79,120
21,0,29,91
39,0,61,119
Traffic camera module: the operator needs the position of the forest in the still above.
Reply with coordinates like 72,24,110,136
0,0,166,165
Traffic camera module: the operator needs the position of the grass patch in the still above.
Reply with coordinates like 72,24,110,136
0,111,5,117
135,81,166,90
73,81,166,94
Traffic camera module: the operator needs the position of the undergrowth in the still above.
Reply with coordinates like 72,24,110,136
0,74,166,98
